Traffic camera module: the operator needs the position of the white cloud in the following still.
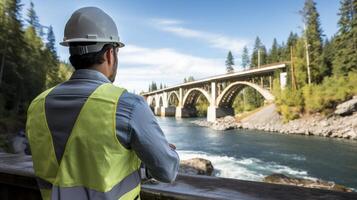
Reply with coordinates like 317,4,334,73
151,18,183,26
153,18,249,53
114,44,225,93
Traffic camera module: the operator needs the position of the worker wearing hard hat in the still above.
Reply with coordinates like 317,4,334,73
26,7,179,200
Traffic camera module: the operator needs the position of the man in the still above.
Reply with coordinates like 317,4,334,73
26,7,179,200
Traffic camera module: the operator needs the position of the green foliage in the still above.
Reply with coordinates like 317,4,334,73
225,51,234,73
241,46,250,70
276,72,357,121
303,72,357,113
183,76,195,83
251,36,267,67
293,37,308,88
275,88,304,122
333,0,357,76
244,87,264,111
26,1,43,37
47,62,73,88
232,93,245,113
231,87,265,114
196,95,209,117
46,25,57,56
149,81,157,91
267,38,280,63
301,0,325,83
321,38,334,77
0,0,71,133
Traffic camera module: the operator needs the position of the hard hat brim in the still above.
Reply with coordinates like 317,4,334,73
60,38,125,48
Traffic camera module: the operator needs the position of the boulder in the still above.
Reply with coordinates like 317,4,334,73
9,130,30,155
335,96,357,116
212,116,240,130
191,120,212,128
264,173,352,192
179,158,214,176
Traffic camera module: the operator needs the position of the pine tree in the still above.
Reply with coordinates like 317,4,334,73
46,25,57,56
251,37,267,67
321,38,334,77
283,32,299,61
0,0,28,114
0,0,72,132
44,24,62,88
225,51,234,73
300,0,324,83
26,1,43,37
241,46,250,70
293,37,309,88
333,0,357,75
152,82,157,91
287,32,299,47
268,38,279,63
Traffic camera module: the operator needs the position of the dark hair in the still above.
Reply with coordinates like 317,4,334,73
69,43,114,70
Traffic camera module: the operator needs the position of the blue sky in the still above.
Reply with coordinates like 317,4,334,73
23,0,340,92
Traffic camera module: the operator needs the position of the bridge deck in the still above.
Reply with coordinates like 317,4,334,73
0,152,356,200
142,63,286,95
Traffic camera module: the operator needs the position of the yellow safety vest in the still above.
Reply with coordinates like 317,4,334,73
26,83,141,200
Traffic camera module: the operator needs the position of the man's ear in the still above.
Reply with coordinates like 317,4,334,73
105,48,114,66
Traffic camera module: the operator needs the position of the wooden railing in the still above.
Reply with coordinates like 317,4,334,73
0,153,356,200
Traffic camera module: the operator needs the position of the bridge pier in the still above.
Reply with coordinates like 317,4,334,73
207,106,216,122
154,106,161,116
175,106,197,118
207,106,235,122
160,106,176,117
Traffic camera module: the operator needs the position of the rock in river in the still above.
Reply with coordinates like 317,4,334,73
192,116,241,131
264,173,352,192
335,96,357,116
179,158,214,176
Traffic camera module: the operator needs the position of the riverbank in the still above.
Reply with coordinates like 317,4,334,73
192,101,357,140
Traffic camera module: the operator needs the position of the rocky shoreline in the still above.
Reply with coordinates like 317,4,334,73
192,97,357,140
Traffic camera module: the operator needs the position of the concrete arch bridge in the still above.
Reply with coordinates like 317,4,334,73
142,63,287,122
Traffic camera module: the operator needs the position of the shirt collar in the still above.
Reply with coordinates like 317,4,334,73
70,69,111,83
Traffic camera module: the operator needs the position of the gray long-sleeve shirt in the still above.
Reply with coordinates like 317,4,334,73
44,69,179,183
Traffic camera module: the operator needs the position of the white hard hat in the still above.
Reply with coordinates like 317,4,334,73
61,7,124,55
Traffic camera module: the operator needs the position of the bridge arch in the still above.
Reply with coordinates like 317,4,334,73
155,94,164,107
168,91,179,106
216,81,274,107
182,88,211,107
147,96,156,108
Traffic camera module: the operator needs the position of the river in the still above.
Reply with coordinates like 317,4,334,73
157,117,357,190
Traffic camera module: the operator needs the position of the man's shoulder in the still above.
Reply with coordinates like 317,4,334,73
31,86,57,103
119,91,146,106
27,86,59,113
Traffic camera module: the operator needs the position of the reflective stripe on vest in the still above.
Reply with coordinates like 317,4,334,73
26,83,141,200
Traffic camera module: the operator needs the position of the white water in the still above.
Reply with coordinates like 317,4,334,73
178,150,316,182
160,117,357,190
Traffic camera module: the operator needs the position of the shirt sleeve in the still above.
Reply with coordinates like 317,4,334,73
116,93,180,183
